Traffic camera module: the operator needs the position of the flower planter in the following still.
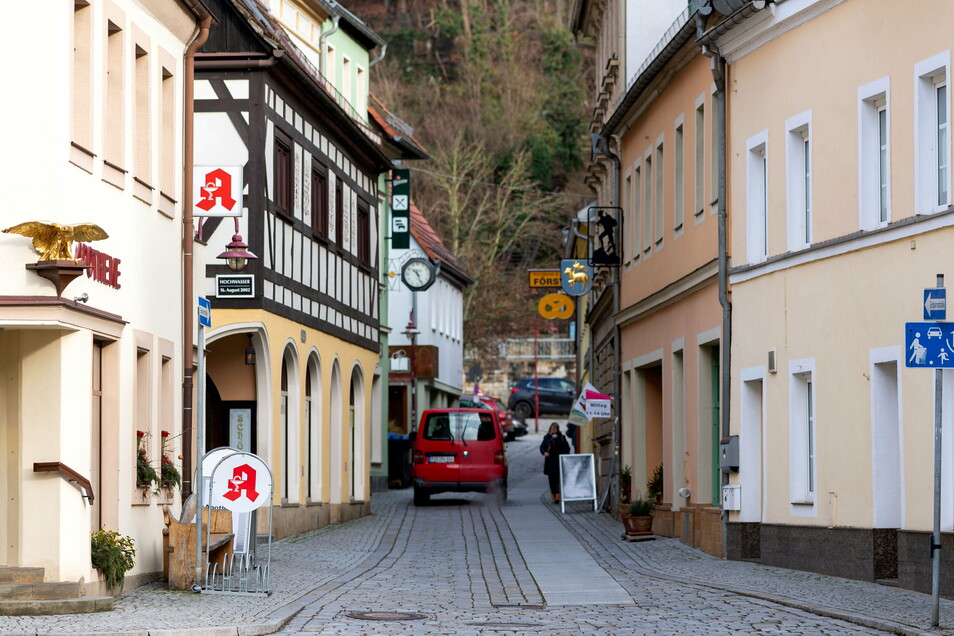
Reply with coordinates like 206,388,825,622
622,514,653,535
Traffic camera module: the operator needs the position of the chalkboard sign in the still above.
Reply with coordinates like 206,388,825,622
558,453,597,513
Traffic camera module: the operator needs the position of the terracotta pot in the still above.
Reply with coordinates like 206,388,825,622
622,514,653,535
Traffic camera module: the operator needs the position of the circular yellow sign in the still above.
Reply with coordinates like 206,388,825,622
538,293,575,320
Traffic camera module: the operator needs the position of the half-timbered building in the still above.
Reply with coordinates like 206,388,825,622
194,0,393,536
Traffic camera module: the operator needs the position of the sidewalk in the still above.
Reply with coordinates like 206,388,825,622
2,434,954,635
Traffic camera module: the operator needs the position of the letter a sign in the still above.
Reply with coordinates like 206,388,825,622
193,166,243,217
209,452,272,513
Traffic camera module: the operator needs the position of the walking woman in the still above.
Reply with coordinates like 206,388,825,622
540,423,571,503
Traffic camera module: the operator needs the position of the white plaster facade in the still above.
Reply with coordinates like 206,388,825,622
0,0,203,591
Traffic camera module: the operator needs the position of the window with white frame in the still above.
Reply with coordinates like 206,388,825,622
624,172,632,263
709,84,721,214
633,161,641,263
695,98,705,219
655,137,664,246
789,360,816,505
859,78,890,230
643,151,653,255
786,111,812,251
674,119,685,233
915,52,951,214
746,131,768,263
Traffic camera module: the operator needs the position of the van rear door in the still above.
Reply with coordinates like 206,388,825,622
457,411,502,485
417,411,460,483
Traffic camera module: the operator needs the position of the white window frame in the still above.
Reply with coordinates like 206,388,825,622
746,130,769,264
674,115,685,236
624,171,632,264
633,159,642,265
789,358,816,511
858,77,891,230
643,148,653,256
915,51,951,214
785,110,812,251
694,94,706,223
654,134,665,248
710,83,719,216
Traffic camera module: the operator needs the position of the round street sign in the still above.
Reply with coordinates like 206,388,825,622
209,452,272,513
538,293,575,320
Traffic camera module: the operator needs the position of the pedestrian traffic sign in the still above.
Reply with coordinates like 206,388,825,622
198,296,212,328
905,322,954,367
925,288,947,320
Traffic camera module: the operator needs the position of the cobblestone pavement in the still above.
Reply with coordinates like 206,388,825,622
1,430,952,635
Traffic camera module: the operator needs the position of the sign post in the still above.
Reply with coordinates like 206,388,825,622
907,276,945,626
194,297,211,590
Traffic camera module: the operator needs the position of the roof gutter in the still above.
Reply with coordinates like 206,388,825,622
318,14,340,79
698,1,766,46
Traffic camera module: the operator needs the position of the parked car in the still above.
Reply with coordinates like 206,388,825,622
507,377,577,420
458,394,518,441
411,408,508,505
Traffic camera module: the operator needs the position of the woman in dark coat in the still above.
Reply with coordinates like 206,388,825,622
540,423,571,503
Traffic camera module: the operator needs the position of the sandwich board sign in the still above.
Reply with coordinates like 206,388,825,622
558,453,597,513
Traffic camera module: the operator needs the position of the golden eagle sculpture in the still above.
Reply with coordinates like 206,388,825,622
2,221,108,261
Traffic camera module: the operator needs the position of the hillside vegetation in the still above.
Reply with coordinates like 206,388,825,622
352,0,592,356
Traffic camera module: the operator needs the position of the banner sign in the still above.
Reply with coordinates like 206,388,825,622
194,166,243,217
529,269,561,288
587,206,621,267
391,169,410,249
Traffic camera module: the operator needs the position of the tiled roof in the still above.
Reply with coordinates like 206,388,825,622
409,202,472,286
368,93,429,159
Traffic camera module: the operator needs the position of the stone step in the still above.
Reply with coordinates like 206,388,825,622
0,596,113,616
0,567,44,584
0,582,82,601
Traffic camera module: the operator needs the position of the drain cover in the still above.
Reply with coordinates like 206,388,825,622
467,622,539,628
346,611,427,621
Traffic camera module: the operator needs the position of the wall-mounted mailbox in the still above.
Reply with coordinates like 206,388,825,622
720,435,739,473
722,484,741,511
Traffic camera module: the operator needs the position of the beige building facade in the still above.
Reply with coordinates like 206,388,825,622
716,0,954,593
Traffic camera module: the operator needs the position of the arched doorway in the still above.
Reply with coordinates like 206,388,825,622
205,333,258,455
305,354,322,503
329,360,343,505
348,368,365,501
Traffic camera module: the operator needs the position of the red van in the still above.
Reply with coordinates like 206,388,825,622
411,408,508,505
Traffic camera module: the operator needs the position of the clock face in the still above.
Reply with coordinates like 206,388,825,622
402,258,435,291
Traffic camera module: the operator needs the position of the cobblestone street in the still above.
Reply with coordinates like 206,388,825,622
3,431,954,635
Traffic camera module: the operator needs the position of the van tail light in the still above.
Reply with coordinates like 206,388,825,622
494,450,505,465
510,387,519,395
413,449,425,465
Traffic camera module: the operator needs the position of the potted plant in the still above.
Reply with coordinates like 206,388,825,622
622,492,654,535
619,465,633,506
647,463,664,504
90,529,136,592
136,430,159,492
159,430,181,491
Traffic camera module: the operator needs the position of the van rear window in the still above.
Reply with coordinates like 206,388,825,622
422,412,496,441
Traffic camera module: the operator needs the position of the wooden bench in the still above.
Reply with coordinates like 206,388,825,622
162,505,234,590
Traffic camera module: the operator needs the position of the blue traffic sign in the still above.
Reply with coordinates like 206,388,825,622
906,322,954,367
924,288,947,320
198,296,212,328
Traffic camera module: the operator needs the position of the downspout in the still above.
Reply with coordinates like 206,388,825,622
697,12,731,556
182,15,212,499
319,14,341,80
369,43,387,68
606,135,622,512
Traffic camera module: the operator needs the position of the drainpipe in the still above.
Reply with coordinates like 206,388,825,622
697,12,731,557
369,43,387,68
182,15,212,500
605,135,623,513
319,14,341,80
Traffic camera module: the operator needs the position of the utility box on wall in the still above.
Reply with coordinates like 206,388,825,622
722,484,741,511
720,435,739,473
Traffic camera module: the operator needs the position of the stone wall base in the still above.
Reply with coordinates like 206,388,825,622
651,504,723,558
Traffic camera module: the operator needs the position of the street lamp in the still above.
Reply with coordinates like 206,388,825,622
216,217,257,272
244,333,256,366
402,311,420,435
217,233,257,272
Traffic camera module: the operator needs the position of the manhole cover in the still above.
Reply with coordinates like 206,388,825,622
346,611,428,621
467,622,539,628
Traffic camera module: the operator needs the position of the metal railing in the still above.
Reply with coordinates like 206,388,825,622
498,338,576,360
